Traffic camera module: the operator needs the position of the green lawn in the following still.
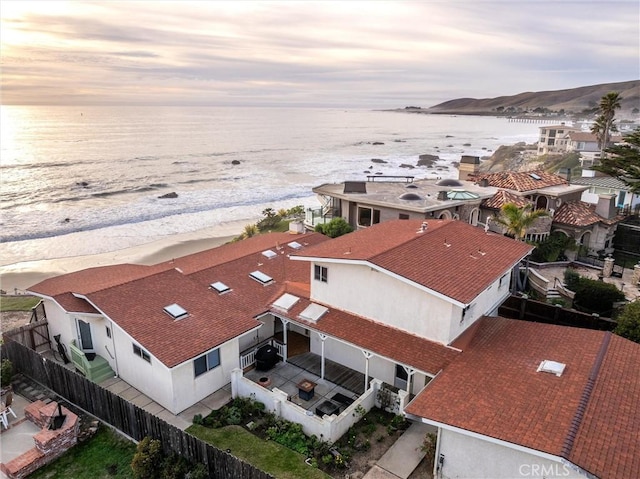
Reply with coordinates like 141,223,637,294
29,426,136,479
187,424,330,479
0,295,40,312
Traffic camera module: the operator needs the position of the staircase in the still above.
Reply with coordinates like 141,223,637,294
69,340,115,383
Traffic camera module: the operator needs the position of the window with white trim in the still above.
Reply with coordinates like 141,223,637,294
314,264,328,283
133,343,151,363
194,349,221,377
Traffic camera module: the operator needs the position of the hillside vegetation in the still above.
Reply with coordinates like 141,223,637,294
423,80,639,118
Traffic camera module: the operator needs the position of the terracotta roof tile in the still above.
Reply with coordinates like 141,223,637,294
273,297,460,375
481,190,531,210
55,293,99,314
28,264,172,297
295,220,533,304
86,268,260,368
473,170,568,192
406,317,640,479
553,201,623,227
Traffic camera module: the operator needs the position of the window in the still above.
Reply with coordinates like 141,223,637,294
500,273,509,288
314,265,328,283
133,344,151,363
194,349,220,377
357,207,380,227
106,326,111,339
399,213,410,220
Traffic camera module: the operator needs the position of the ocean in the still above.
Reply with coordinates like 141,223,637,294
0,106,539,266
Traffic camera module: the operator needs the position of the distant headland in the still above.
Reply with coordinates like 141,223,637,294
387,80,640,120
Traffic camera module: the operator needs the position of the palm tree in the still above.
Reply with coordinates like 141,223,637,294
591,91,622,158
492,203,549,241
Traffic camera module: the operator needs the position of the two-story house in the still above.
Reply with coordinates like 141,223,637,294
537,123,579,155
26,219,639,478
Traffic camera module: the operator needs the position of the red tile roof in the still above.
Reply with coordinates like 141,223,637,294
86,268,260,367
294,220,533,304
28,232,330,368
29,264,171,297
405,317,640,479
481,190,530,210
272,296,460,375
553,201,622,227
473,170,568,192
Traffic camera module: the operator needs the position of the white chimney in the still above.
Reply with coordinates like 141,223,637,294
595,194,616,220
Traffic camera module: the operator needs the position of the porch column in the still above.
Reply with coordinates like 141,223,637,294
402,365,415,394
362,351,372,391
318,334,327,380
280,318,289,363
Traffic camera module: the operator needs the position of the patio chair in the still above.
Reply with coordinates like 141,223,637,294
1,392,18,427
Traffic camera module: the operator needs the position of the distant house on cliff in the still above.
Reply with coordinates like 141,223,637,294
537,123,579,155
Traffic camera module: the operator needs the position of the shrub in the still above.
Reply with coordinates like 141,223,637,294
315,217,353,238
225,406,243,425
531,232,576,262
614,300,640,343
192,414,203,425
266,419,309,455
131,437,163,479
1,359,13,387
563,268,581,291
573,278,625,315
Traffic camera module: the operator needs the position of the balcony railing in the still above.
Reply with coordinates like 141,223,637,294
239,338,285,370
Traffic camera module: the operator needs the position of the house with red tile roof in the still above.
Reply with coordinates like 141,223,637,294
405,317,640,479
27,219,531,413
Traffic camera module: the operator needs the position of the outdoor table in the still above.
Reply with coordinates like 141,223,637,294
297,379,317,401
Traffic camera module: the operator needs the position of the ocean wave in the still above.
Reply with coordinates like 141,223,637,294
0,189,312,243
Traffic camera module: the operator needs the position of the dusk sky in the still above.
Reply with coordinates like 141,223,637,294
1,0,638,108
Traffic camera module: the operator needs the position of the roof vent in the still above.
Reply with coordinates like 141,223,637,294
537,360,566,377
164,303,188,320
418,221,428,233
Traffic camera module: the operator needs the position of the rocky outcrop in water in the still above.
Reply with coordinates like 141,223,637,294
158,192,178,199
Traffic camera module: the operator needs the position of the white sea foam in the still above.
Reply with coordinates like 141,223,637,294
0,105,539,265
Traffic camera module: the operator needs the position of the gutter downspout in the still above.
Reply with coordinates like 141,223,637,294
434,426,443,478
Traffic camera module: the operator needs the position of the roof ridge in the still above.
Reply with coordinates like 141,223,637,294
87,265,181,295
369,219,454,262
561,331,612,459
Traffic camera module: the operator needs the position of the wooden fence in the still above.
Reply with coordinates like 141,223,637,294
499,295,617,331
2,320,50,351
2,337,273,479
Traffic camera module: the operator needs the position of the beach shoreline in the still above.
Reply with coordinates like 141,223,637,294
0,221,249,294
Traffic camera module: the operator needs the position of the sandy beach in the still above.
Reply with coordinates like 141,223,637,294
0,220,251,294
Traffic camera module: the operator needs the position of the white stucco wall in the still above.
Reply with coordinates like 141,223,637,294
110,324,174,411
438,428,585,479
310,262,457,343
42,299,76,350
310,262,511,345
169,340,240,413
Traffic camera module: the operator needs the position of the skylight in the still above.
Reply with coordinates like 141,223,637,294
273,293,300,311
529,173,542,180
164,303,188,320
210,281,230,294
537,360,566,377
299,303,329,322
250,270,274,285
288,241,303,250
262,249,277,259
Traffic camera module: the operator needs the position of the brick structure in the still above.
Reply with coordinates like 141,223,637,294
1,401,79,479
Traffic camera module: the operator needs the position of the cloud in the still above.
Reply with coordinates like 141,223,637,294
1,0,638,106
